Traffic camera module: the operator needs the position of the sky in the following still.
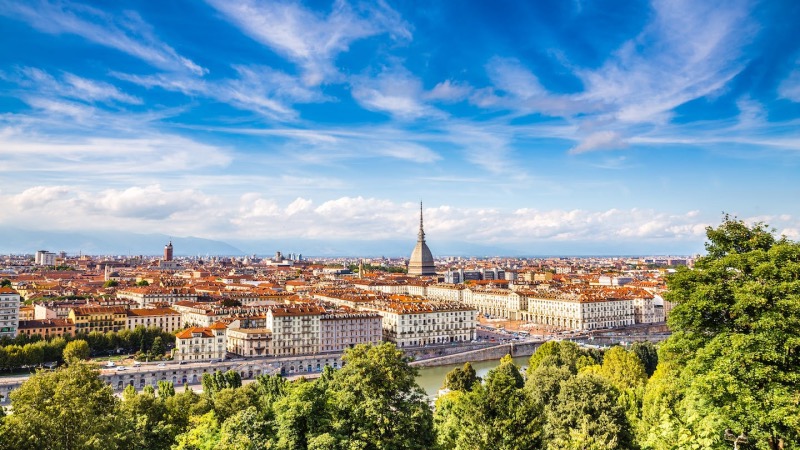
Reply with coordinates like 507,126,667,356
1,0,800,256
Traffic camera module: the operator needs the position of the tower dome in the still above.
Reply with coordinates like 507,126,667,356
408,202,436,276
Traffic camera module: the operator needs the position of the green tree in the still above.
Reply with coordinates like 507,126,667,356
0,363,121,450
103,280,119,288
118,386,177,450
527,340,597,376
545,373,636,450
150,336,165,358
217,406,274,450
592,346,647,392
630,341,658,377
172,411,221,450
0,279,10,288
63,339,90,363
327,343,435,449
274,379,332,449
443,361,479,392
435,355,543,450
643,217,800,449
136,280,149,286
157,380,175,399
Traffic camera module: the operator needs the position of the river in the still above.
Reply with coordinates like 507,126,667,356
415,355,530,397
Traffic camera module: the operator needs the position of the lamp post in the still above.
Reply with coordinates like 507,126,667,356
724,429,749,450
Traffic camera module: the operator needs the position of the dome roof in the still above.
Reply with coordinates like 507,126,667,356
408,202,436,276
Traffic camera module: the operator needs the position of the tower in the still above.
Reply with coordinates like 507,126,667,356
408,202,436,276
164,240,173,261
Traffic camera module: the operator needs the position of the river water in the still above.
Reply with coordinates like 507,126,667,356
415,355,530,397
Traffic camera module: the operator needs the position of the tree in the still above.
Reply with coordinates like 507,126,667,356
443,361,479,392
217,406,273,450
327,343,435,449
435,355,543,450
118,386,177,450
150,336,165,358
630,341,658,377
0,279,10,288
63,339,90,363
645,217,800,449
157,380,175,399
103,280,119,288
0,363,121,450
172,411,221,450
545,373,635,450
527,340,597,376
136,280,149,286
274,379,332,449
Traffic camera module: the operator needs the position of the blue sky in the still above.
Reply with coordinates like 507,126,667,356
1,0,799,255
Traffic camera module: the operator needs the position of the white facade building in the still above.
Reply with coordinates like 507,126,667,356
0,287,21,338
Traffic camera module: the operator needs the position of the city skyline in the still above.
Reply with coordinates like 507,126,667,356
1,0,799,255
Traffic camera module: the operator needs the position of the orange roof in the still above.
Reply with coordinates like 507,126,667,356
176,326,214,339
0,287,19,295
209,321,228,330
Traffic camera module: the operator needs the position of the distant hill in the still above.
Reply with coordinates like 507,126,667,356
0,227,244,256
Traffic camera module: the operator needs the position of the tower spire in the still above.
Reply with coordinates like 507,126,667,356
418,201,425,242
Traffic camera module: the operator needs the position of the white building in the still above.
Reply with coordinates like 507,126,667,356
34,250,56,266
175,322,227,362
0,287,21,338
320,310,383,352
266,304,324,356
126,308,182,333
362,300,476,348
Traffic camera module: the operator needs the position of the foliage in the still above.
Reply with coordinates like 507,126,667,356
0,279,10,287
136,280,149,286
103,280,119,288
630,341,658,377
0,363,121,450
0,337,67,371
435,355,542,450
642,216,800,449
527,340,598,376
545,373,636,450
201,370,243,398
443,361,479,391
63,339,90,363
327,342,435,449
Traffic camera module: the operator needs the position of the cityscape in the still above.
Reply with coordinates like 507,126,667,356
1,0,799,449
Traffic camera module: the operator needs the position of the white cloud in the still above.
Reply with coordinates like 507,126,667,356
0,128,232,175
10,67,142,105
425,80,472,103
5,189,794,249
351,67,441,119
0,1,206,75
206,0,410,86
569,131,627,154
778,65,800,102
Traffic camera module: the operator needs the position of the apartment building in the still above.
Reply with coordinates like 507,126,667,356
175,322,227,361
320,310,383,352
266,304,324,356
363,300,476,348
126,308,182,333
17,318,75,339
68,306,128,334
0,287,21,338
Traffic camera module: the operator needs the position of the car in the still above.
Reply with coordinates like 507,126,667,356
105,361,116,368
116,366,126,371
157,363,166,367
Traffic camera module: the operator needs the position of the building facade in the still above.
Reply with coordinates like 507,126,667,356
175,322,227,361
0,287,21,338
320,310,383,352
